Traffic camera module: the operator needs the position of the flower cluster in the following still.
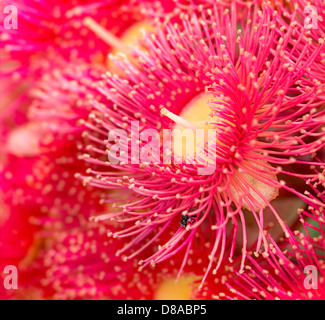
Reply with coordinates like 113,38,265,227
0,0,324,300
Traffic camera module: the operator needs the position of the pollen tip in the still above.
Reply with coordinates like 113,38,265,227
83,16,92,26
160,108,168,116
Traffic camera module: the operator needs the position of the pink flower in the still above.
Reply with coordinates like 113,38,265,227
80,2,325,286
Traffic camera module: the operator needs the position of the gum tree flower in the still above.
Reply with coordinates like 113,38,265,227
0,0,178,271
80,1,325,286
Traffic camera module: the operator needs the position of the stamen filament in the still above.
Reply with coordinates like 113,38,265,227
161,108,200,130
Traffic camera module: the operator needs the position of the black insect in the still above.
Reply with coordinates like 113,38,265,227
179,214,197,228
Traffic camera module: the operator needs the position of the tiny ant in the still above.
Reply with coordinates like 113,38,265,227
179,214,197,228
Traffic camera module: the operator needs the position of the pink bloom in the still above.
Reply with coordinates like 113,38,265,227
0,0,179,296
80,2,325,285
0,0,180,299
